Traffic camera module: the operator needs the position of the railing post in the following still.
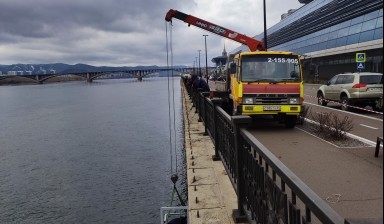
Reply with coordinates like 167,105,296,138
211,99,223,161
231,116,252,223
201,92,210,133
193,89,200,114
197,90,203,122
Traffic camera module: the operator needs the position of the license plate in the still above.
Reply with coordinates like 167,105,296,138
263,106,281,111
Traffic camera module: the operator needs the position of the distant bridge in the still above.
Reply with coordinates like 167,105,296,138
0,67,215,84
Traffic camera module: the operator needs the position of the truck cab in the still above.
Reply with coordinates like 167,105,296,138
228,51,304,128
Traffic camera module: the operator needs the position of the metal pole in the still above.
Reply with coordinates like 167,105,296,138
195,57,198,76
263,0,268,51
198,50,201,77
203,35,209,82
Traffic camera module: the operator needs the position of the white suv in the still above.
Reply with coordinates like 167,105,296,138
317,72,383,111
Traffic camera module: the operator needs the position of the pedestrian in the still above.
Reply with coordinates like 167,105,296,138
197,78,210,92
191,75,200,92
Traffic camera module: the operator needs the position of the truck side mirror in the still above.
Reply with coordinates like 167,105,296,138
230,63,236,74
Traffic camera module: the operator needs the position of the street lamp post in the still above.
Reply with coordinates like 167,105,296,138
198,50,201,77
263,0,268,51
195,57,198,76
203,34,209,82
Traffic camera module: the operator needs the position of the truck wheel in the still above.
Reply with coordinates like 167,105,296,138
340,96,349,111
285,115,297,128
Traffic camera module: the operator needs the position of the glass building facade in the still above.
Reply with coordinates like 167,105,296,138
231,0,383,81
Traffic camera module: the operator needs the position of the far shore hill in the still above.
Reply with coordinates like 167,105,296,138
0,63,190,76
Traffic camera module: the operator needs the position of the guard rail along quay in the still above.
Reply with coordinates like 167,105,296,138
181,76,347,224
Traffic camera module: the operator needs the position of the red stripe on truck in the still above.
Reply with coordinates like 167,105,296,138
243,83,300,94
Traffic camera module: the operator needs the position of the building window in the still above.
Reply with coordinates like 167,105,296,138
347,33,360,45
339,19,351,29
329,23,341,32
320,33,329,42
364,10,379,21
336,37,348,47
348,23,363,35
327,39,337,48
361,19,378,32
319,27,331,35
318,42,328,51
376,17,383,28
338,27,350,38
374,28,383,39
328,30,339,40
313,36,320,44
359,30,375,42
350,15,364,25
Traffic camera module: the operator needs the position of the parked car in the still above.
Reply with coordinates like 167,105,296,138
317,72,383,111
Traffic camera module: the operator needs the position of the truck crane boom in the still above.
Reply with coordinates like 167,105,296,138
165,9,265,52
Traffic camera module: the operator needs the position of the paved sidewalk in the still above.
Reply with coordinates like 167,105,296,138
182,88,240,224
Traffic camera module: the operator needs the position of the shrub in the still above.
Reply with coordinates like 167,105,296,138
328,114,353,140
309,111,353,140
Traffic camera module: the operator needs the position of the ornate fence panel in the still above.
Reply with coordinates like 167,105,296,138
238,131,344,224
215,106,238,189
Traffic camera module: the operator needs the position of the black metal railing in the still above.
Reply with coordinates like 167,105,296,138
238,131,344,224
181,77,345,223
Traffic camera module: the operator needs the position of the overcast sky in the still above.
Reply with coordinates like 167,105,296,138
0,0,303,67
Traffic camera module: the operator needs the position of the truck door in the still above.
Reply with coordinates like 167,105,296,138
230,59,241,106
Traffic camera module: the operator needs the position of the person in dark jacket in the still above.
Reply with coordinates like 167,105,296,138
197,78,210,92
191,75,200,92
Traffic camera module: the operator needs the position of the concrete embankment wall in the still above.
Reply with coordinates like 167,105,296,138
181,84,243,224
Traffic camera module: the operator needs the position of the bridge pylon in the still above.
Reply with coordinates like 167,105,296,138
35,75,43,84
86,73,92,82
136,71,142,81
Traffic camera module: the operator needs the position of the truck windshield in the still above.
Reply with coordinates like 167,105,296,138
241,55,301,82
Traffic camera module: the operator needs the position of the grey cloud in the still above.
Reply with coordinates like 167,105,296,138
0,0,196,65
0,0,194,38
0,0,302,66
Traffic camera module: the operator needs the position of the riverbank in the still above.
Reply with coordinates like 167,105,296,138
0,76,84,85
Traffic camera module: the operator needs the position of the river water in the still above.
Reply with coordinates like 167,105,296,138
0,78,186,224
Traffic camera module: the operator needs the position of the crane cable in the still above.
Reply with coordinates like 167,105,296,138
165,21,185,207
165,19,174,175
170,21,178,174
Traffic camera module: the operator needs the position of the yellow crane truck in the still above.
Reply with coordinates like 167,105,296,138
166,9,304,128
